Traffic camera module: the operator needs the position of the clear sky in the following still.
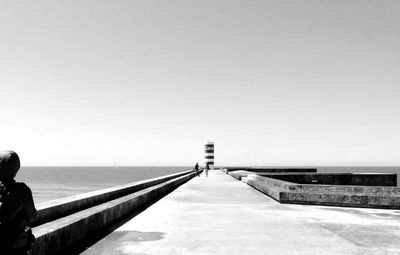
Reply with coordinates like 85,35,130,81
1,0,399,166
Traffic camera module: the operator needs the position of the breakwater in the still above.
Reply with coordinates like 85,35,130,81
80,170,400,254
31,170,196,255
28,167,400,254
225,168,399,209
228,170,396,186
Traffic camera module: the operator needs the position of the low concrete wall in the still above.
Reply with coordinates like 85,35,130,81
228,170,396,187
260,173,397,186
33,170,193,226
242,175,290,201
279,191,400,209
227,171,327,181
228,170,251,180
242,174,400,209
224,167,317,173
31,172,195,255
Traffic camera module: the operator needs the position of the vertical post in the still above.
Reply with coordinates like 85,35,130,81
204,141,214,170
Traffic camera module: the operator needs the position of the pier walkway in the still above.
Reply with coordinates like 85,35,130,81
82,171,400,254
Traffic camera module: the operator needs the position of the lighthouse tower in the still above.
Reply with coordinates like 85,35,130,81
204,141,214,170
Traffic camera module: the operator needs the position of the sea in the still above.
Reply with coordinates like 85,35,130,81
17,166,191,204
16,166,400,204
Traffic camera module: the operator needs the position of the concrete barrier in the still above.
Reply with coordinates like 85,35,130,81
227,170,326,181
31,171,195,255
242,174,400,209
279,191,400,209
224,167,317,173
33,170,193,226
242,174,297,201
227,168,397,187
259,172,397,186
228,170,252,180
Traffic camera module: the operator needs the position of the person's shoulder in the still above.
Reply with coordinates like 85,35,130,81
13,182,33,194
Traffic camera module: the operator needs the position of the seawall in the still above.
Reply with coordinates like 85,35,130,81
242,174,400,209
31,170,196,254
229,170,396,186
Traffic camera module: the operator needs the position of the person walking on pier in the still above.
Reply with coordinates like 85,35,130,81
205,163,210,178
0,151,37,255
194,163,199,177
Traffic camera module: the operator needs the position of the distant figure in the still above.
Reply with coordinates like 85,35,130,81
194,163,199,177
0,151,37,255
205,163,210,178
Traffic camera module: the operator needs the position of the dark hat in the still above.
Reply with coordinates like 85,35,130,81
0,150,21,182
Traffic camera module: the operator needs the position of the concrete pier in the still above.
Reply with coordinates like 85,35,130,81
31,171,196,254
82,171,400,254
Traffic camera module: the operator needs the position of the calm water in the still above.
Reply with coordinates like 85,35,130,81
16,166,400,204
17,166,191,204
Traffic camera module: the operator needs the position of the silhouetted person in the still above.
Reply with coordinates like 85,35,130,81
0,151,37,255
194,163,199,177
205,163,210,178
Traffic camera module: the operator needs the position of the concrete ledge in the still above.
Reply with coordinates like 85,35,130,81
279,191,400,209
227,170,322,181
229,170,396,186
224,167,317,173
228,170,252,180
242,174,400,209
33,170,193,226
259,172,397,186
32,172,195,255
242,175,296,201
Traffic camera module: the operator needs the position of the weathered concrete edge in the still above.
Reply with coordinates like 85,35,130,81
227,170,396,187
279,191,400,209
32,172,195,255
224,167,317,173
247,174,400,195
227,170,252,180
241,174,400,209
226,170,303,181
259,173,397,187
33,169,193,226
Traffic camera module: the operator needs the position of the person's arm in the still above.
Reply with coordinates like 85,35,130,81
22,184,37,223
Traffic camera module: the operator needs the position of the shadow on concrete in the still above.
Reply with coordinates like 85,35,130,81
109,230,166,243
55,195,170,255
319,207,400,218
78,231,166,255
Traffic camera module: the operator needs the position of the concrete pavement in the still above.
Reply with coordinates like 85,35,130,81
82,170,400,255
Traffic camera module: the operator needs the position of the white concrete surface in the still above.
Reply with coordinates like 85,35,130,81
82,171,400,255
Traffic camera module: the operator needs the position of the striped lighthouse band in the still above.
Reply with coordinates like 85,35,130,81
204,141,214,169
204,147,214,153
